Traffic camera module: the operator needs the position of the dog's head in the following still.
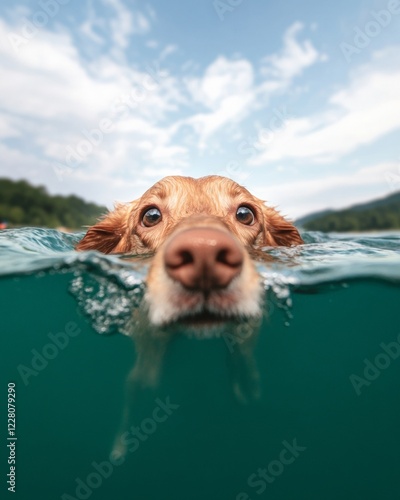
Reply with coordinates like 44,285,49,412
76,175,302,330
76,175,303,254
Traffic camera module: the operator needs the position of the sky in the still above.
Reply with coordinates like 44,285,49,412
0,0,400,219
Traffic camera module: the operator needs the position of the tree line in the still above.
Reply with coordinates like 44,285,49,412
0,178,106,229
303,197,400,232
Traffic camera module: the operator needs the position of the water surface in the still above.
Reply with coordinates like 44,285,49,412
1,228,400,500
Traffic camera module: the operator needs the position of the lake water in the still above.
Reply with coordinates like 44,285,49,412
1,228,400,500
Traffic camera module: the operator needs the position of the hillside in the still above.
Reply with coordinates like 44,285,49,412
297,191,400,232
0,178,107,230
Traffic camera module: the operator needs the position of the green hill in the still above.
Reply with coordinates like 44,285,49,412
0,178,107,229
297,191,400,232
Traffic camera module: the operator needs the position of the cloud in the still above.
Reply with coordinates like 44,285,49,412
250,46,400,166
103,0,151,47
0,12,332,209
80,0,152,51
254,22,326,103
181,23,324,148
146,39,158,49
159,44,178,61
249,161,398,219
183,57,254,147
261,22,325,81
186,57,254,110
0,25,116,122
0,113,19,138
0,14,186,206
80,1,106,45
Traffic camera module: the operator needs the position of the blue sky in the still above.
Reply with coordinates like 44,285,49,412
0,0,400,218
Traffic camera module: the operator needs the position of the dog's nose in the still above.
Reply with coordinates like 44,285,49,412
164,228,243,291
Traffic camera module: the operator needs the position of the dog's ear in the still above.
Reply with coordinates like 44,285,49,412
262,206,303,247
75,204,130,254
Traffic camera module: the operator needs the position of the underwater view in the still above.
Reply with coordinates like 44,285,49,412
1,227,400,500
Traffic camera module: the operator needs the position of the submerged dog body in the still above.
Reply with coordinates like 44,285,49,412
76,175,302,457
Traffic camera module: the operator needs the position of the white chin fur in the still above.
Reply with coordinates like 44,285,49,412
145,271,263,327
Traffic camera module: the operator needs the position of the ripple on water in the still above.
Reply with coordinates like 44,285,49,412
1,228,399,333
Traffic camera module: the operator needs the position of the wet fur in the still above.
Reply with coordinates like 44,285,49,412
76,175,303,458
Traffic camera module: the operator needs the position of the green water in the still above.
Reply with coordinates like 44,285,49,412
2,270,400,500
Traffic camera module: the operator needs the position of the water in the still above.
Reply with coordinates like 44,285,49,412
1,228,400,500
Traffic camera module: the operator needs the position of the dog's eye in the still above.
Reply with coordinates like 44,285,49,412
142,207,162,227
236,206,255,225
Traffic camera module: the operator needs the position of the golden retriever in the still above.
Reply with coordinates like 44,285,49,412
76,175,302,458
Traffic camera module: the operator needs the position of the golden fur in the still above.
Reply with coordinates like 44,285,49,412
76,175,303,459
76,175,303,254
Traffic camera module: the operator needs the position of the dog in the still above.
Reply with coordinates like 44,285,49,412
76,175,303,458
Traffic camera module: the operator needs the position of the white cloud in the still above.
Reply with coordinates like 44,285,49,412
250,46,400,166
80,0,151,51
80,0,105,45
255,22,326,103
146,39,158,49
249,161,398,219
159,44,178,61
102,0,151,47
0,113,19,138
182,57,254,147
187,57,254,110
180,23,324,148
0,16,186,206
0,28,117,122
1,2,397,225
261,22,324,81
